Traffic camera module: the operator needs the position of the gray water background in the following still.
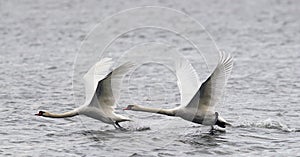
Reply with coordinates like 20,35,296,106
1,0,300,156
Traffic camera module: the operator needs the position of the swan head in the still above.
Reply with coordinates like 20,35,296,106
35,111,46,116
123,105,140,111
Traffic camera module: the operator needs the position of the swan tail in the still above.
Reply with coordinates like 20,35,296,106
115,114,132,123
215,118,232,128
215,113,231,128
117,118,132,122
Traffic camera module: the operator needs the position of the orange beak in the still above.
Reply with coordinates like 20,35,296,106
123,107,129,110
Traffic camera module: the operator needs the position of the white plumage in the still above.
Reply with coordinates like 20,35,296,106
36,58,134,129
124,51,233,131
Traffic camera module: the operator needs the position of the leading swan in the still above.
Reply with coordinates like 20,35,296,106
124,51,233,132
35,58,133,129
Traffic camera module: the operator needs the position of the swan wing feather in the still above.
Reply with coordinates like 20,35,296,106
175,57,200,107
186,51,233,112
95,61,135,109
83,58,113,105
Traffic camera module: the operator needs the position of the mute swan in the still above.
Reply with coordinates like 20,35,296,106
124,51,233,132
36,58,134,129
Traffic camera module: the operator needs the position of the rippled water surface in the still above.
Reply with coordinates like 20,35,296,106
1,0,300,156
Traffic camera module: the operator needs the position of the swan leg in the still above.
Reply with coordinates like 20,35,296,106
115,122,122,128
115,122,126,131
113,123,119,129
209,125,215,135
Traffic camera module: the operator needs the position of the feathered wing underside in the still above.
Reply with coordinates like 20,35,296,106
76,58,134,124
83,58,113,105
83,58,134,114
183,51,233,122
175,57,200,108
95,62,135,109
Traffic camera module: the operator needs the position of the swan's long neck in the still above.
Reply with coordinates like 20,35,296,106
132,105,176,116
43,110,78,118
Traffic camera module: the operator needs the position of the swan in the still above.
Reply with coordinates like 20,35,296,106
124,51,233,132
35,58,134,129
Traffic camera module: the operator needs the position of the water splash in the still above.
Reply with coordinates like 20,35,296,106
237,118,294,132
121,121,151,131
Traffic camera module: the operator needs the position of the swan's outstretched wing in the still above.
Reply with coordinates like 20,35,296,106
95,62,134,109
83,58,113,105
185,51,233,112
175,57,200,107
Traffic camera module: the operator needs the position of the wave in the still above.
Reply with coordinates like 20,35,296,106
236,118,296,132
122,122,151,131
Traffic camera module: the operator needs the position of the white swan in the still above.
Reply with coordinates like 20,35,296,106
36,58,133,129
124,51,233,132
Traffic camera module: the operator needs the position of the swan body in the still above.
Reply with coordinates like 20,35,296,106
124,51,233,130
36,58,134,128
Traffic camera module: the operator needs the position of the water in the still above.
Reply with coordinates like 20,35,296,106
1,0,300,156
